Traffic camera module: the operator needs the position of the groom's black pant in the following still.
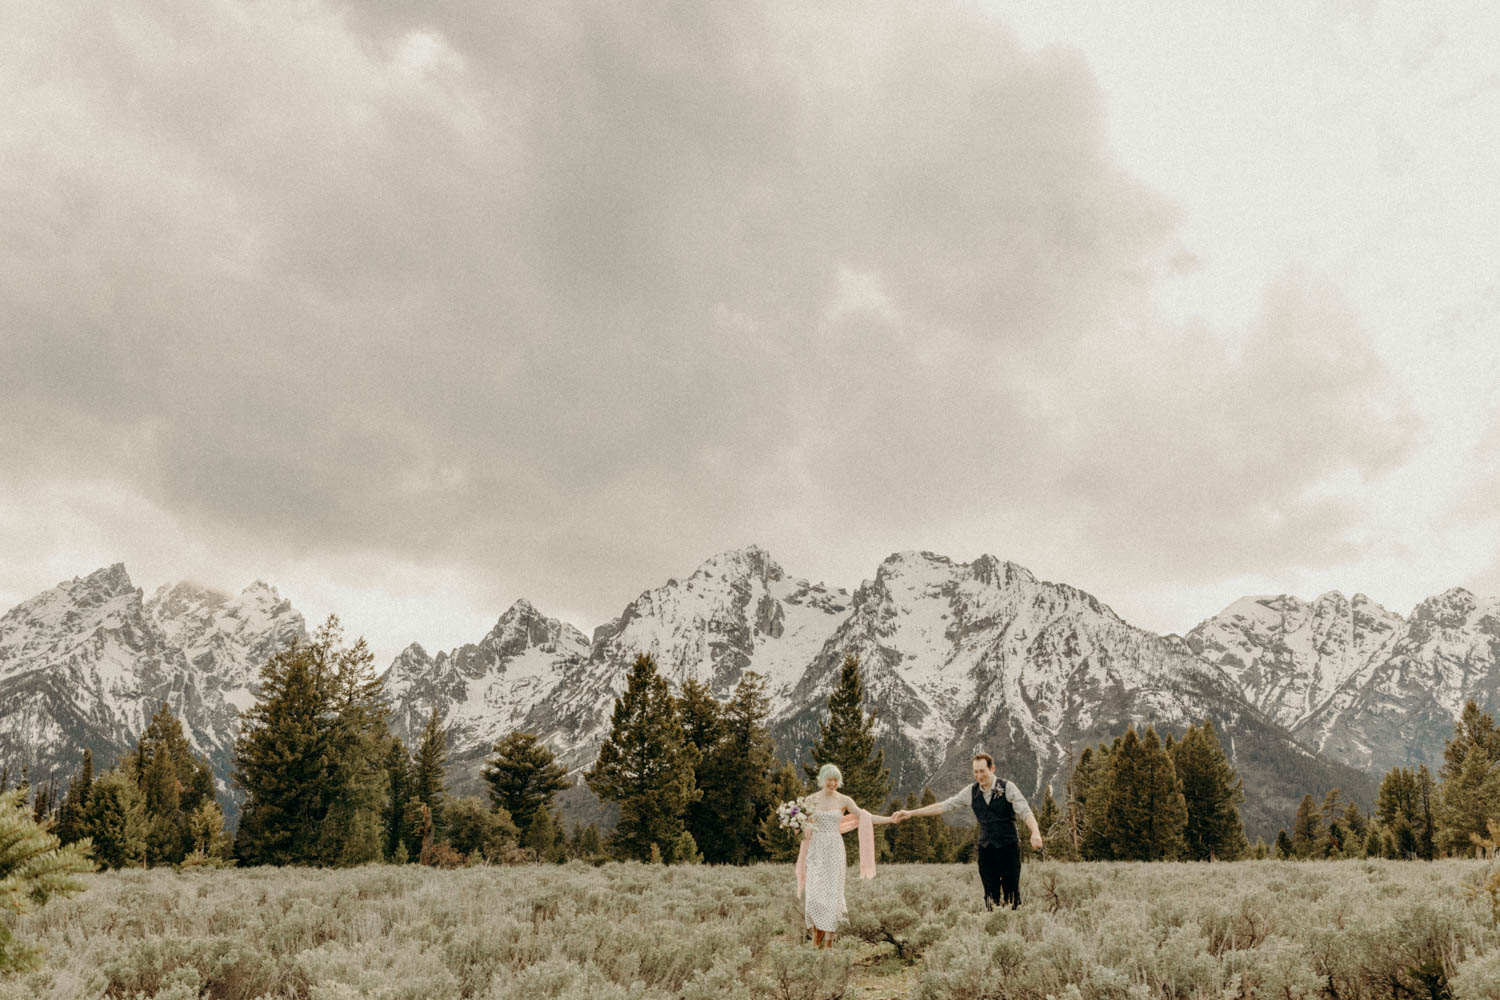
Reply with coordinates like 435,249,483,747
977,842,1021,909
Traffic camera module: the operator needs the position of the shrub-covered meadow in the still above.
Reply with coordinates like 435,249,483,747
4,859,1500,1000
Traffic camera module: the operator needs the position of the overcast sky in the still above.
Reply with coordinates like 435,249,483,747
3,1,1497,667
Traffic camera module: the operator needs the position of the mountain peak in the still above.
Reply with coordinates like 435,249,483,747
77,563,136,597
969,554,1038,588
497,597,540,621
241,580,280,600
695,545,782,582
1412,587,1477,624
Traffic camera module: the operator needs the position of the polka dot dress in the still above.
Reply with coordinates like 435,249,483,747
803,809,847,933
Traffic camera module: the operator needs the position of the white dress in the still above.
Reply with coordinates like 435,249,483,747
803,809,847,932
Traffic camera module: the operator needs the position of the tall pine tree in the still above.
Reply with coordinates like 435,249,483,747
697,672,777,864
411,706,449,839
1102,726,1187,861
804,654,891,863
132,703,217,865
586,654,700,862
234,617,390,866
382,736,413,861
483,731,570,837
1437,702,1500,856
1074,744,1114,861
87,770,148,870
676,679,725,861
1290,794,1322,859
54,749,94,847
1171,721,1247,861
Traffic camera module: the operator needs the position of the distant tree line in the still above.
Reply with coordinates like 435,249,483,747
1031,720,1249,862
1269,700,1500,861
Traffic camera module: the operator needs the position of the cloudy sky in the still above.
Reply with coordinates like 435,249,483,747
3,1,1497,666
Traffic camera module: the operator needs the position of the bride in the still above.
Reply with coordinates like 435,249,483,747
798,764,899,948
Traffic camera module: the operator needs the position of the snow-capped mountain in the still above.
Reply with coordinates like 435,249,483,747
770,551,1370,836
380,547,1370,835
512,546,853,770
15,548,1468,839
1185,592,1406,733
380,599,590,785
0,566,305,806
1189,588,1500,774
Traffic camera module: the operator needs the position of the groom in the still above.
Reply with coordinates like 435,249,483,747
894,753,1042,910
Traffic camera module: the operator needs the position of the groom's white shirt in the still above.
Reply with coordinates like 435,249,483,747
932,780,1034,823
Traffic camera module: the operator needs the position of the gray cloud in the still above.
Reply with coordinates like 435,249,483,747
1,1,1426,637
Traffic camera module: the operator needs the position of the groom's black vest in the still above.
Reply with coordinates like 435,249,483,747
971,781,1017,848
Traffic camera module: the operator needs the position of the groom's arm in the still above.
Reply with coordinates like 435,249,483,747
894,786,971,821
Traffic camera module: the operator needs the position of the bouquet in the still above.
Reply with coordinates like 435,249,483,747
775,799,812,835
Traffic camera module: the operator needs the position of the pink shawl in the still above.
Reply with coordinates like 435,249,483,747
795,808,876,898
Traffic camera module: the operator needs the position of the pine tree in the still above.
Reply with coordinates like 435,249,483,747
0,788,95,972
669,829,703,865
586,653,701,862
1100,729,1149,860
1343,801,1369,843
920,787,955,862
445,795,519,861
397,796,429,861
1104,722,1182,863
483,731,570,837
234,617,389,866
522,804,560,861
1073,745,1114,861
411,705,449,838
677,678,724,862
1275,829,1293,859
1321,788,1346,859
131,703,215,866
233,635,329,865
889,792,931,862
1440,701,1500,786
381,736,412,862
87,770,148,870
697,672,777,864
576,823,603,860
1415,764,1437,860
314,623,390,865
1291,794,1322,859
756,761,808,862
55,749,94,846
1036,784,1073,860
1172,721,1247,861
804,654,891,863
1438,742,1500,856
186,800,233,860
1378,767,1419,830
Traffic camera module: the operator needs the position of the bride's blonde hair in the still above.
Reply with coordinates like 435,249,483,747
816,763,842,788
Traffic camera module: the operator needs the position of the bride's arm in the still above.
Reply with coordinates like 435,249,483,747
844,794,898,824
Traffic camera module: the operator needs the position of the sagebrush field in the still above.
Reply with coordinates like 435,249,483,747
4,859,1499,1000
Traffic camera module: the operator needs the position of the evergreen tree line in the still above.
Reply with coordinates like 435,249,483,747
41,703,233,869
33,612,1491,869
584,651,912,865
1039,720,1249,862
1272,700,1500,861
234,616,608,867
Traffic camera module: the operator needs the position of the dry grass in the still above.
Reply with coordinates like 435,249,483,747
0,859,1497,999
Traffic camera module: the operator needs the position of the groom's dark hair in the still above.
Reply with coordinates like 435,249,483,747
972,752,994,769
